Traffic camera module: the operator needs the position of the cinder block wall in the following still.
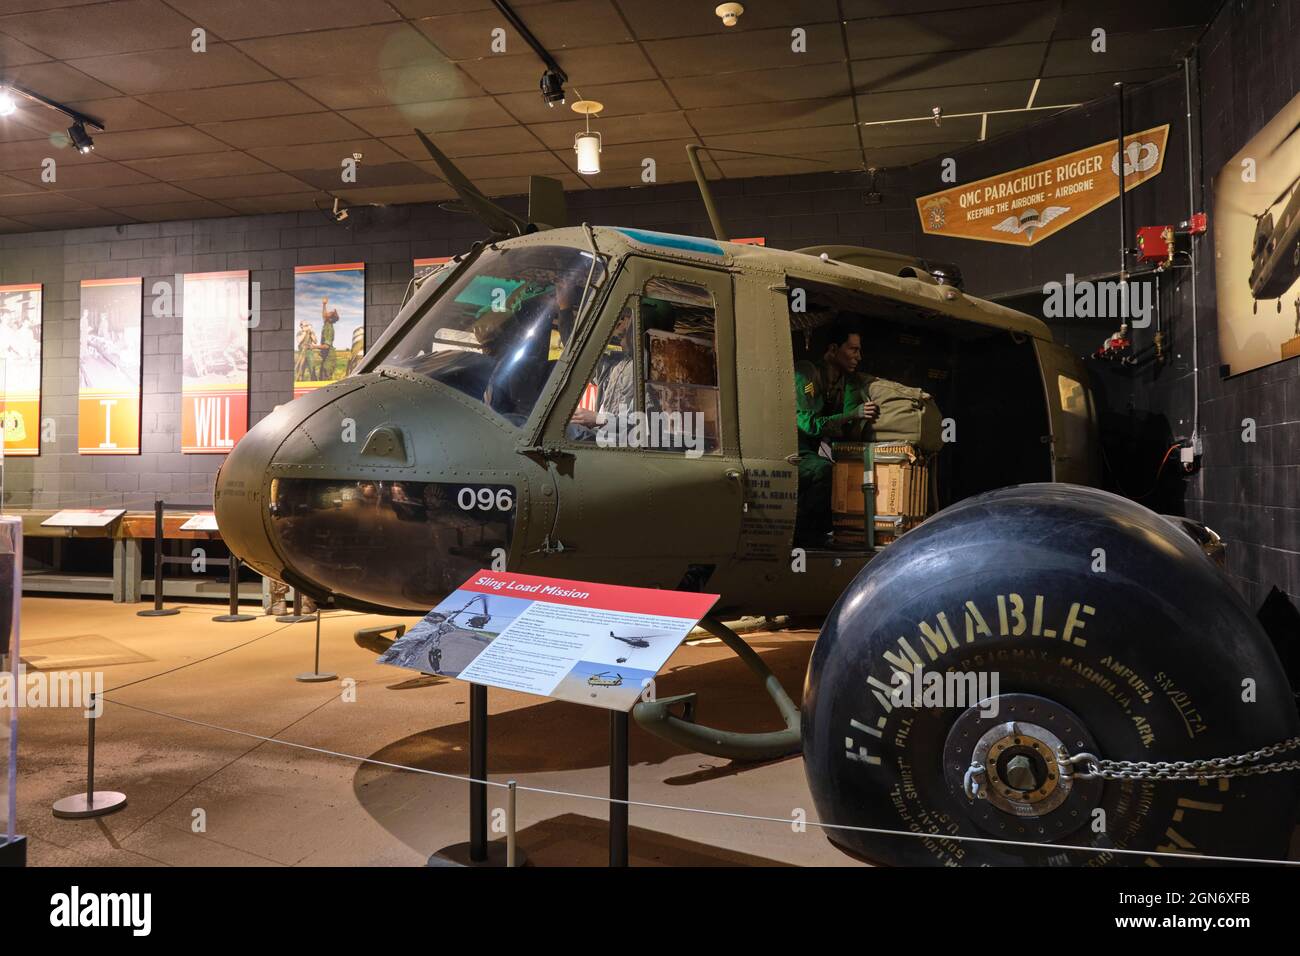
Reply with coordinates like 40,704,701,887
0,167,915,511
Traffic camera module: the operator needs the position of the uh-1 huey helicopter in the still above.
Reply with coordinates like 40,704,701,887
214,132,1300,866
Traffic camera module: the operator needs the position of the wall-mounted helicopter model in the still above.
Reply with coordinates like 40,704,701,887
215,134,1299,866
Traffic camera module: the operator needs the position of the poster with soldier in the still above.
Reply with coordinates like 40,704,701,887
0,283,42,457
293,263,364,399
181,270,249,454
78,277,142,454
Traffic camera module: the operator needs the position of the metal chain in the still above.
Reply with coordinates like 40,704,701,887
1067,735,1300,781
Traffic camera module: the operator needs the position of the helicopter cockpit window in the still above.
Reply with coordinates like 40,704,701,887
567,278,721,455
379,245,606,426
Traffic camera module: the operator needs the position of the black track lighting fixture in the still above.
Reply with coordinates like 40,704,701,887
67,120,95,153
540,68,566,108
0,82,104,148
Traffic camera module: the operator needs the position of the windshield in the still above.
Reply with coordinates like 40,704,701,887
380,245,606,426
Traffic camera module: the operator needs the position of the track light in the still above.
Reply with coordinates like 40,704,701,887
0,89,15,117
68,120,94,153
540,69,566,108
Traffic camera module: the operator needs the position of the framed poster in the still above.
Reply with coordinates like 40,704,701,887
293,263,365,399
0,283,42,457
1213,90,1300,374
78,277,142,454
181,270,249,454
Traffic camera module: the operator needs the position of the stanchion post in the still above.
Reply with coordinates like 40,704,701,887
610,710,629,867
294,610,337,682
469,683,488,862
137,499,179,617
506,779,517,868
213,555,255,622
52,693,127,819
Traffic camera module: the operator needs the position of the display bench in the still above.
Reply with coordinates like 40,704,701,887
8,506,262,606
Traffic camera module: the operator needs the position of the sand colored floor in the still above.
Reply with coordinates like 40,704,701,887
8,596,860,867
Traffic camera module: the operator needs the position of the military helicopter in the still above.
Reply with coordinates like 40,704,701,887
1249,171,1300,310
609,630,669,649
215,133,1299,865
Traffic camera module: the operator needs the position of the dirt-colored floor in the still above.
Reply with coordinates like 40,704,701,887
6,596,861,867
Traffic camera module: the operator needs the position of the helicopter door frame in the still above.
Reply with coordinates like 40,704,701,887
532,255,746,582
1033,339,1099,485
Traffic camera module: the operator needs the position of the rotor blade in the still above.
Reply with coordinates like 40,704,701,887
414,128,528,237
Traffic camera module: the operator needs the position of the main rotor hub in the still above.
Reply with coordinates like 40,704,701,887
943,694,1104,842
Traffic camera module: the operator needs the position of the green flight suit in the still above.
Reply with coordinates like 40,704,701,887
318,316,337,381
794,360,866,544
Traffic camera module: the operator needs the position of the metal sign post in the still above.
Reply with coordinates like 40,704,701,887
609,711,629,866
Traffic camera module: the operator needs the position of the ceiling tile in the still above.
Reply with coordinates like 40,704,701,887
178,171,317,199
712,148,865,178
138,81,327,123
0,30,51,66
665,62,851,108
618,0,839,39
108,199,232,221
289,64,485,110
12,208,136,228
687,98,855,135
165,0,401,40
0,0,197,59
5,61,120,101
332,181,457,204
493,79,677,126
643,24,844,78
339,97,516,138
579,137,700,170
219,193,320,214
0,190,101,214
8,160,155,190
456,44,657,94
288,161,430,191
851,43,1048,92
0,136,104,171
860,115,981,146
855,79,1034,122
122,151,275,180
382,125,546,160
247,138,405,169
70,43,277,95
1034,69,1171,106
90,126,231,160
65,96,182,131
1053,0,1220,37
234,23,440,77
702,125,861,153
64,180,202,206
198,113,367,149
415,151,569,180
845,2,1057,58
0,173,43,196
1043,28,1203,76
414,1,631,60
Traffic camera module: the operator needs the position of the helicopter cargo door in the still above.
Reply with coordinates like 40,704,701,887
543,256,745,589
1034,339,1099,485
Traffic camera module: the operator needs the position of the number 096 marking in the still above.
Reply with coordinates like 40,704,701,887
457,486,514,512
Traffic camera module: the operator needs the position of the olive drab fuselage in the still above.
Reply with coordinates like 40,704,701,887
214,225,1098,617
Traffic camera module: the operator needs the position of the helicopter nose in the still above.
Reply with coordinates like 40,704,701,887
214,371,521,611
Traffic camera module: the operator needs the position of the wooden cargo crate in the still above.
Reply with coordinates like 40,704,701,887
831,442,931,547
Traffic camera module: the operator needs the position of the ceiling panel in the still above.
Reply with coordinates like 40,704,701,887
165,0,402,40
0,0,195,59
0,0,1221,231
138,82,327,124
234,24,440,78
290,64,485,110
339,97,517,137
70,44,277,95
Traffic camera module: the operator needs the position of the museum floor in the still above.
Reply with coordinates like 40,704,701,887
12,596,858,867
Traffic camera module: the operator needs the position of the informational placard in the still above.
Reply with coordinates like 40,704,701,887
0,283,42,457
178,513,219,532
182,271,249,454
40,509,126,528
378,570,718,711
293,263,364,399
78,277,142,454
916,125,1170,246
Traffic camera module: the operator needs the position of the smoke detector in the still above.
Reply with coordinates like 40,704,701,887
715,3,744,27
